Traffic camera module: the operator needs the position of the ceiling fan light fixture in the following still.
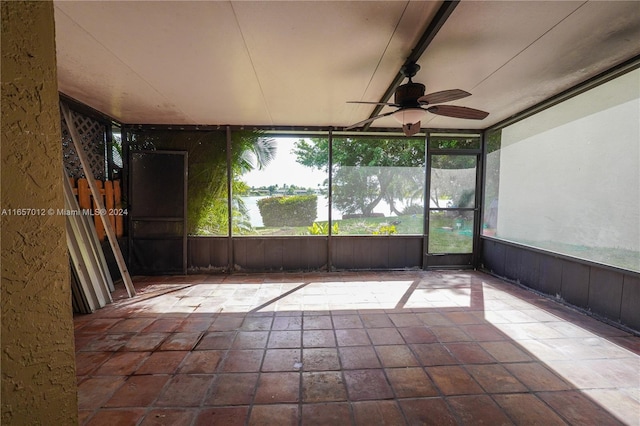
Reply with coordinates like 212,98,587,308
345,66,488,133
392,108,426,125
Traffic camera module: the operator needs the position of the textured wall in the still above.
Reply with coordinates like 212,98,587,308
1,1,78,424
496,69,639,252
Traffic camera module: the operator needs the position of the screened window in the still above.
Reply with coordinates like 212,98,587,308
110,124,123,178
330,137,426,235
482,68,640,272
427,134,480,254
128,129,229,236
429,154,477,253
236,137,328,236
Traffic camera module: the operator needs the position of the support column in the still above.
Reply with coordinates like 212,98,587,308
1,1,78,424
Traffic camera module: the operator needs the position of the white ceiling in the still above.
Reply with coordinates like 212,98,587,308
54,1,640,131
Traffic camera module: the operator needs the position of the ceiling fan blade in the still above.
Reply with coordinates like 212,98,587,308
347,101,399,107
402,121,421,137
418,89,471,105
344,110,396,130
427,105,489,120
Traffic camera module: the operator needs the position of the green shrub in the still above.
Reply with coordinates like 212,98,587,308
372,224,397,235
257,195,317,227
308,222,339,235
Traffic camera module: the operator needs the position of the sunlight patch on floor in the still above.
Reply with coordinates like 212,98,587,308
129,276,481,314
482,282,640,425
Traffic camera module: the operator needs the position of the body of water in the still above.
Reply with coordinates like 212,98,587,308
241,195,435,227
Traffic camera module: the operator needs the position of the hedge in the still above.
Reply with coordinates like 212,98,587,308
257,195,317,227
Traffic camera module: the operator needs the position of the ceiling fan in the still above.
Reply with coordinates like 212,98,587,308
345,63,489,136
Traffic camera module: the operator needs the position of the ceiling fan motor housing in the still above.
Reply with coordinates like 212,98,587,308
394,82,425,107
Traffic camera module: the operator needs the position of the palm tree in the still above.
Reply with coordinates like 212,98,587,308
238,136,277,173
233,136,277,234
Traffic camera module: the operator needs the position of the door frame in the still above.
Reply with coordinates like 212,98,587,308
423,133,484,269
128,150,188,275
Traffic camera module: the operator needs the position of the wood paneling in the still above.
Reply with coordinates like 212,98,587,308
560,260,590,307
188,237,229,272
481,238,640,332
538,254,562,296
332,236,422,270
481,239,506,276
189,236,422,272
588,268,623,321
232,237,328,272
621,275,640,329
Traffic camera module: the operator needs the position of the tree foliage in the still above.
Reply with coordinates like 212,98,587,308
428,137,478,208
294,137,425,217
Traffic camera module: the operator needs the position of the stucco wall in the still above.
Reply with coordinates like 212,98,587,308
496,69,640,252
1,2,78,424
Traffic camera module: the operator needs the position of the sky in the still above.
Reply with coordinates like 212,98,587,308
242,137,327,189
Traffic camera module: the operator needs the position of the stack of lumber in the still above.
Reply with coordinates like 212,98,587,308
62,103,135,312
64,174,114,313
70,177,124,241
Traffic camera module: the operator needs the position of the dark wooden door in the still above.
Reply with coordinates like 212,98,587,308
129,151,187,274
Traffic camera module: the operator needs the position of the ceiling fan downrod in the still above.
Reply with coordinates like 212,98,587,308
400,62,421,81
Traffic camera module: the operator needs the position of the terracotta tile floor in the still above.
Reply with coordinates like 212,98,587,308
75,270,640,425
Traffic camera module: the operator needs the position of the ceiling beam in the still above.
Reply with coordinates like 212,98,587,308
363,0,459,130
